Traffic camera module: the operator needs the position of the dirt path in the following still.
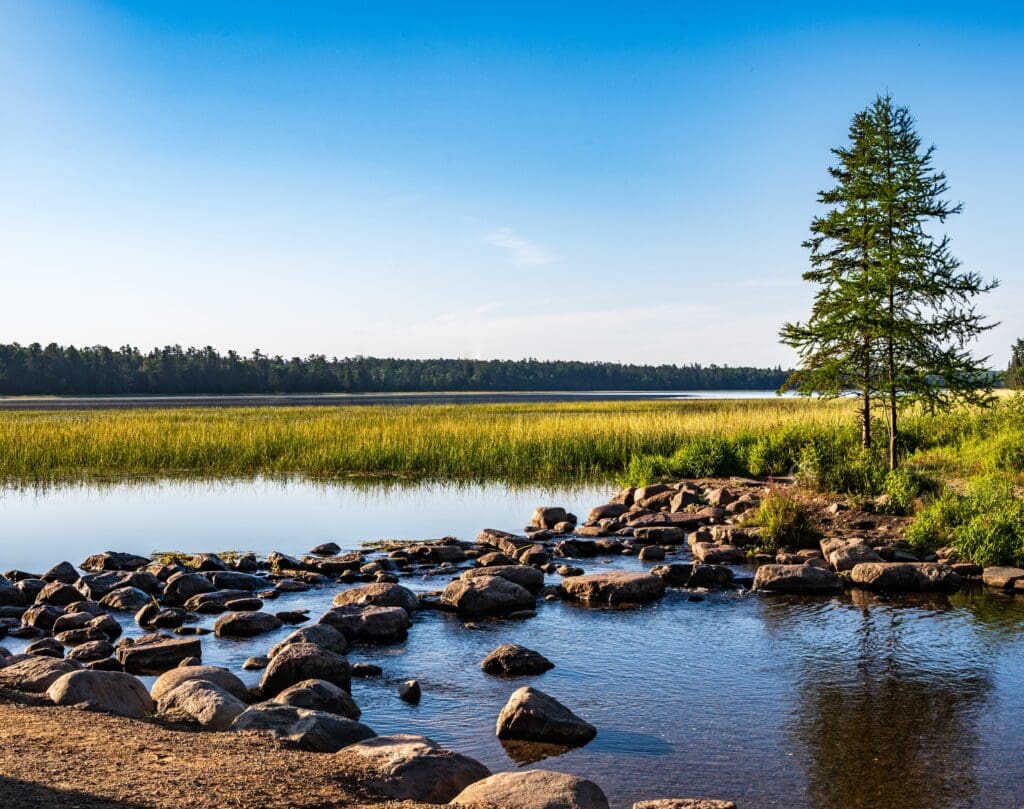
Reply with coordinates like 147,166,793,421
0,695,443,809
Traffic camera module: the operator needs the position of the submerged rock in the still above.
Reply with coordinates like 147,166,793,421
334,733,490,803
453,769,610,809
496,686,596,745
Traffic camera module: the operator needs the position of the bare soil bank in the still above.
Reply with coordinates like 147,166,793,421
0,694,445,809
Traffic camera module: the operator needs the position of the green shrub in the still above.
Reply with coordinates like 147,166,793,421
747,492,818,551
796,435,888,496
666,435,738,478
906,475,1024,565
880,468,936,515
746,432,802,477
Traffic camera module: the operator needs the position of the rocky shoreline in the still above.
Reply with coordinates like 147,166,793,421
1,477,1017,808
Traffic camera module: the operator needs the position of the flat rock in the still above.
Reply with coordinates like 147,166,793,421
231,703,375,752
334,733,490,803
319,605,410,644
213,610,283,638
496,686,596,745
461,564,545,593
47,669,153,718
982,566,1024,589
453,769,610,809
561,572,665,604
849,562,962,593
827,541,884,572
331,583,419,614
116,636,201,674
0,656,82,692
752,564,844,594
481,644,555,676
441,575,535,615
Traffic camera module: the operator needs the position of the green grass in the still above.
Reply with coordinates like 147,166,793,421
0,395,1020,491
0,398,854,485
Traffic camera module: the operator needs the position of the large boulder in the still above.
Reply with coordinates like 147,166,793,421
687,565,735,588
334,734,490,803
42,562,79,585
269,624,348,658
150,664,249,703
476,529,531,557
75,572,134,600
496,686,596,745
319,605,410,644
453,770,610,809
587,503,629,522
0,656,82,692
116,636,201,674
849,562,962,593
441,575,535,615
163,572,217,606
231,703,375,752
259,642,351,697
273,678,360,719
21,604,64,631
35,581,84,607
157,679,246,730
99,586,153,612
561,572,665,604
461,565,545,593
532,507,569,529
46,669,153,718
481,644,554,676
213,611,283,638
752,564,844,594
826,541,884,572
210,571,270,591
80,552,151,572
690,543,745,565
331,583,419,614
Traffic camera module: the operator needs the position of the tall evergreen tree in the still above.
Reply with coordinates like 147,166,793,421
782,95,998,470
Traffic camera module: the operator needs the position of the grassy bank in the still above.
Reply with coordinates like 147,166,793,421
0,398,857,484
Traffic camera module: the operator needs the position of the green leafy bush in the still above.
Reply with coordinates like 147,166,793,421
906,475,1024,565
666,436,738,478
746,492,818,551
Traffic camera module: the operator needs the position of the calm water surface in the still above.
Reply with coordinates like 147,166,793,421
2,479,1024,809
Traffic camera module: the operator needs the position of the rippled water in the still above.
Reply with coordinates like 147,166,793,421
3,479,1024,809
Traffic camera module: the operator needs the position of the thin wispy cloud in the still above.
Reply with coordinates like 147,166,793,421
483,227,557,266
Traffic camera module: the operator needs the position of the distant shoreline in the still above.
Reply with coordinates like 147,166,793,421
0,390,782,410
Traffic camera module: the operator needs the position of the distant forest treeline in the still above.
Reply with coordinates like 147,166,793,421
0,343,790,395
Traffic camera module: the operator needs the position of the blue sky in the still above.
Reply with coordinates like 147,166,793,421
1,1,1021,367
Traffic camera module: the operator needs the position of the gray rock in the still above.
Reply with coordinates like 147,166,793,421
231,703,375,752
334,733,490,803
47,669,153,718
461,565,545,593
453,769,610,809
67,640,114,663
99,586,153,612
496,686,596,745
319,605,410,644
163,572,217,606
532,507,569,529
259,642,351,697
331,583,419,614
440,576,535,615
269,624,348,658
213,610,283,638
0,655,81,691
752,564,844,594
210,571,270,591
42,562,79,585
561,572,665,604
273,678,361,719
116,636,202,674
35,581,84,607
850,562,962,592
150,664,249,703
982,566,1024,589
80,552,151,572
158,679,246,730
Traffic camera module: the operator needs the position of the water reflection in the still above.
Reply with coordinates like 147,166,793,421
765,593,994,809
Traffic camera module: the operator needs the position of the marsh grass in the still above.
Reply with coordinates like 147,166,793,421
0,399,852,485
0,395,1019,488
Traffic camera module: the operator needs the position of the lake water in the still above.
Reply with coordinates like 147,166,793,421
3,478,1024,809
